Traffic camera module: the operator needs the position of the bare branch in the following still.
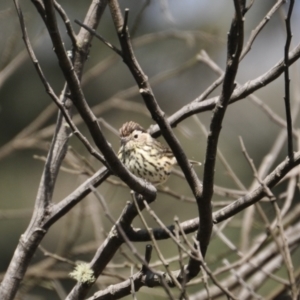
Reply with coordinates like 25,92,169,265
150,43,300,137
283,0,295,160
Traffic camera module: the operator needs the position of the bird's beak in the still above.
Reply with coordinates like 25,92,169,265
120,137,127,146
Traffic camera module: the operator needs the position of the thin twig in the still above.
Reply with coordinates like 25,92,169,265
192,237,238,300
54,1,77,49
90,187,177,299
74,19,122,56
131,193,181,293
149,43,300,138
271,201,297,298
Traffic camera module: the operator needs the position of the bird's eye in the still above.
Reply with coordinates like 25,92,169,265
133,134,138,139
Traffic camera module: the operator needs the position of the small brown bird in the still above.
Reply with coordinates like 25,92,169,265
117,121,200,185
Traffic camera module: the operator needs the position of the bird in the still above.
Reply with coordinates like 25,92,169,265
117,121,200,185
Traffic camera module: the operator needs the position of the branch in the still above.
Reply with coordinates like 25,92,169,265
86,245,176,300
108,1,206,284
126,151,300,241
54,0,77,49
283,0,295,160
108,1,202,195
194,0,244,261
66,191,169,299
0,1,110,299
74,19,122,56
41,0,156,200
191,223,300,299
125,213,199,242
0,2,72,299
149,43,300,137
214,151,300,223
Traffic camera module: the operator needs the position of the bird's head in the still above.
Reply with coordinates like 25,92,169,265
119,121,151,150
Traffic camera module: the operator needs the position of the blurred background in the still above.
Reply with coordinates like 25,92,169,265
1,0,300,299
